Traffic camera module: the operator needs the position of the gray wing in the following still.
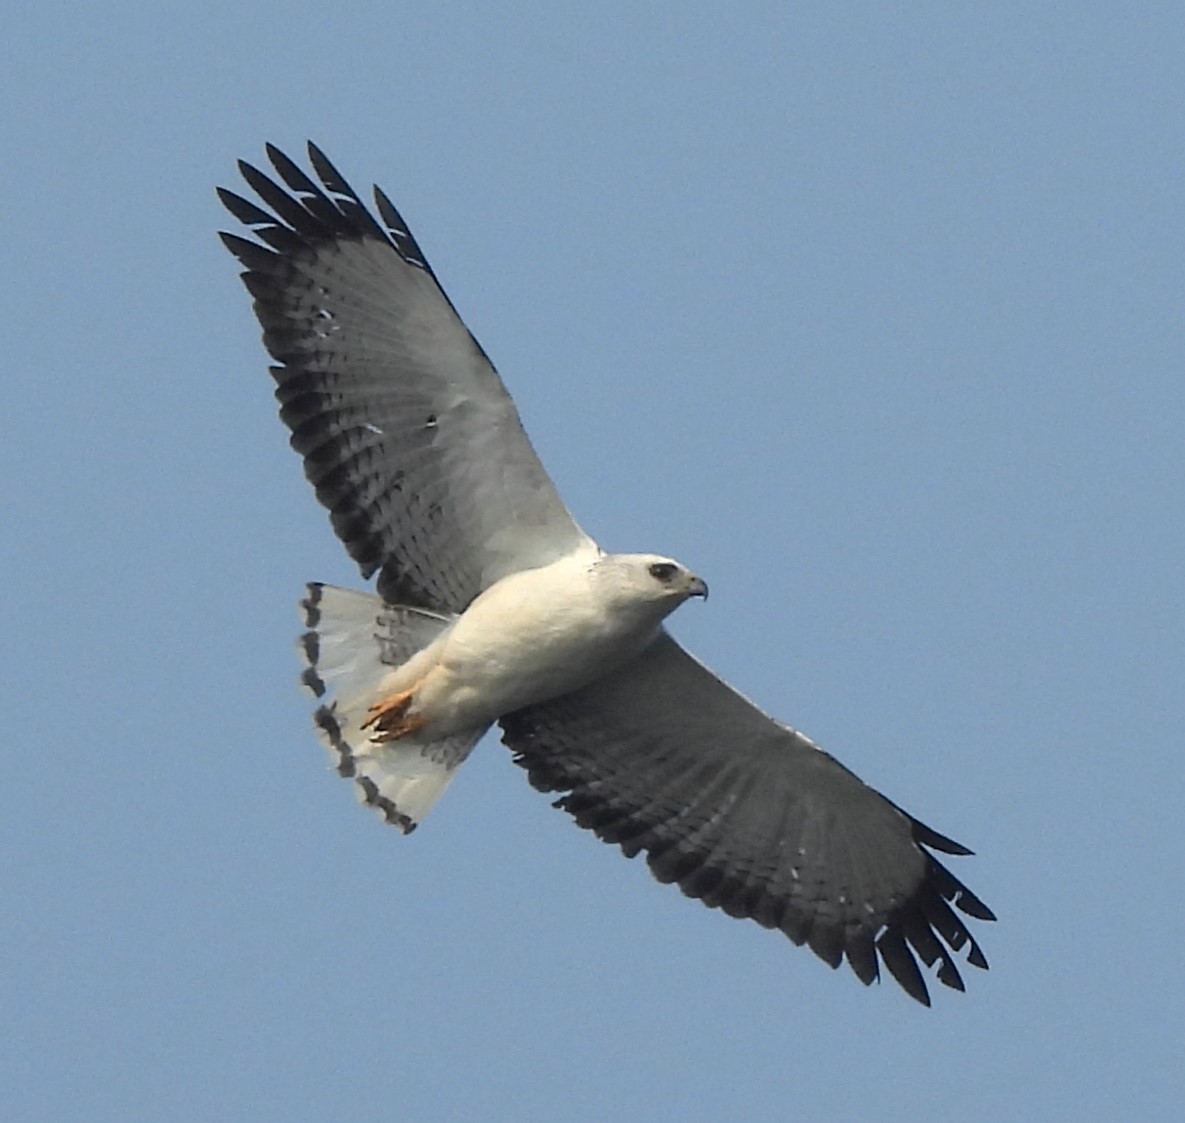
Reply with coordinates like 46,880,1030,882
501,633,995,1005
219,143,592,614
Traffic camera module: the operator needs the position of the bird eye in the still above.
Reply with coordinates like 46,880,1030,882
648,562,678,582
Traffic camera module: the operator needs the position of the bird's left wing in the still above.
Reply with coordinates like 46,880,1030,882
219,144,593,614
501,632,994,1005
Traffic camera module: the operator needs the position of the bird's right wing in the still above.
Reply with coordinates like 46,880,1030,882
219,143,594,614
501,632,995,1005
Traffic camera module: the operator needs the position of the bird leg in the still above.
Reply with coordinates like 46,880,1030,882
361,688,428,743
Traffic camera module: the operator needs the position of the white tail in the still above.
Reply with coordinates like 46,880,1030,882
299,584,488,832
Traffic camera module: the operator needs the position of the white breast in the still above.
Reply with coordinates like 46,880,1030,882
426,552,663,729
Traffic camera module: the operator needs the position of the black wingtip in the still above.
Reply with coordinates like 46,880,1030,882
306,141,351,197
910,817,975,856
266,144,321,196
307,139,331,170
955,888,997,923
217,187,276,228
877,928,933,1006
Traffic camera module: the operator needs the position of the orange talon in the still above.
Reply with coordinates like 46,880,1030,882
362,689,428,743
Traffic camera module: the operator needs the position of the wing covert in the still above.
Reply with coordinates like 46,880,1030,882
219,143,592,613
501,633,994,1005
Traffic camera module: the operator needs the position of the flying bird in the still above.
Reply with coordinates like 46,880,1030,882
219,143,994,1005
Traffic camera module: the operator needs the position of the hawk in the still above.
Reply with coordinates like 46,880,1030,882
219,143,994,1005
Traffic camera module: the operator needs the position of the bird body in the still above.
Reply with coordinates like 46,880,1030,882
220,143,995,1004
321,549,706,745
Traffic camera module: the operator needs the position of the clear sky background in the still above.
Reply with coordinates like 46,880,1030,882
6,4,1183,1121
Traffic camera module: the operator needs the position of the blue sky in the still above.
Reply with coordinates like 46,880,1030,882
5,4,1183,1120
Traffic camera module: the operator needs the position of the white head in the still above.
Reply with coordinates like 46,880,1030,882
591,552,708,627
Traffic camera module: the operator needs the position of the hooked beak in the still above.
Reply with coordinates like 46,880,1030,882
686,574,709,601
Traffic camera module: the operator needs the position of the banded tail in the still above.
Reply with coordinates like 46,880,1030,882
299,583,487,832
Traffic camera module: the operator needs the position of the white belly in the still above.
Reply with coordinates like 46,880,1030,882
413,554,661,732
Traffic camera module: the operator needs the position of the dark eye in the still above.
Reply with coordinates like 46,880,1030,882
648,562,678,582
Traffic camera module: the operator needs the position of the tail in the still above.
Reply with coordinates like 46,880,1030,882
299,583,488,833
